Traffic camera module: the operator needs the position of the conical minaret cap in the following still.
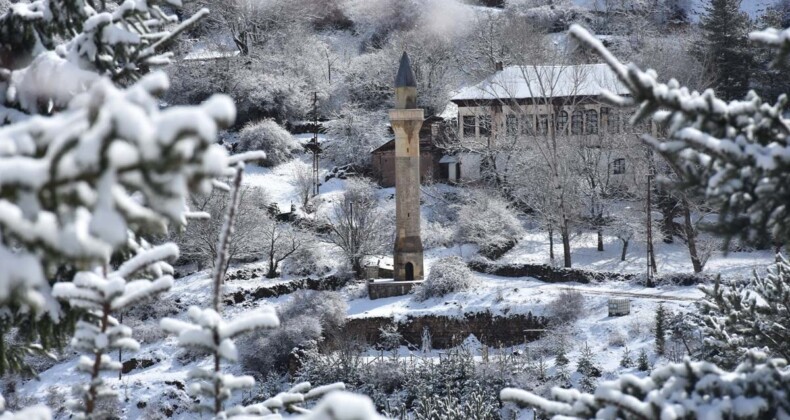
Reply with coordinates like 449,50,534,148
395,51,417,88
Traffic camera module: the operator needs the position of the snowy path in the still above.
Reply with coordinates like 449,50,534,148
534,283,701,302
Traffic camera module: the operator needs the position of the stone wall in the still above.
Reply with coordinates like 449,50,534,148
224,275,351,305
342,311,547,349
468,261,634,283
367,280,421,300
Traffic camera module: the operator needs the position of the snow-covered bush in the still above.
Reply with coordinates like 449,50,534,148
236,119,298,166
546,288,586,325
239,291,347,375
413,257,477,301
455,190,524,260
282,244,332,278
502,351,790,419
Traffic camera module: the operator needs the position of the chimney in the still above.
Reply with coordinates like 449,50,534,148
495,61,503,71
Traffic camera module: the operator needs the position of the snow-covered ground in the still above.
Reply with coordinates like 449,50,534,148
9,154,779,418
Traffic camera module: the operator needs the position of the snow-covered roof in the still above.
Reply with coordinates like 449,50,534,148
451,63,628,102
183,49,240,61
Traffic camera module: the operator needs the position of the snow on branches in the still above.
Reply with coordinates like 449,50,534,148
0,0,208,116
502,351,790,419
51,243,178,418
569,23,790,246
0,71,235,317
160,305,280,416
696,254,790,367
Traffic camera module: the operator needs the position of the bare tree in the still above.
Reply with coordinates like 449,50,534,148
324,178,390,278
290,160,315,209
174,186,268,273
260,216,311,278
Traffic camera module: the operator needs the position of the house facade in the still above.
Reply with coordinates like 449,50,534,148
448,63,650,187
370,116,450,187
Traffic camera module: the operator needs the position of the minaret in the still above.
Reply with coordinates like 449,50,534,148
390,52,424,281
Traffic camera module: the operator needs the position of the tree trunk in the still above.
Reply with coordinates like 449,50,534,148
548,227,555,261
352,257,364,279
682,202,703,273
561,224,572,268
621,240,628,261
597,228,604,252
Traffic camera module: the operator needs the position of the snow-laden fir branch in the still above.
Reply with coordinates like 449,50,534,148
0,393,51,420
0,71,235,318
51,243,178,419
568,24,790,245
502,350,790,419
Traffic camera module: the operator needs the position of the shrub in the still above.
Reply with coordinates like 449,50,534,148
282,244,332,278
236,119,298,166
546,288,585,325
413,257,477,301
455,190,523,260
239,291,347,374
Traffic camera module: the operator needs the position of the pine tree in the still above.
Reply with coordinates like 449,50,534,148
620,346,633,368
699,0,753,101
575,342,601,378
554,345,569,367
637,348,650,372
553,364,572,389
655,304,667,356
696,255,790,368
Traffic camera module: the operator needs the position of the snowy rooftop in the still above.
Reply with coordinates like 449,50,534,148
451,63,629,101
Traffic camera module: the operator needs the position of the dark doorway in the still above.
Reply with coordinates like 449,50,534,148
405,262,414,281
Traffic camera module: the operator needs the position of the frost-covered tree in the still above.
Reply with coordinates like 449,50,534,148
655,303,667,356
175,186,269,271
637,348,650,372
699,0,753,101
324,178,390,278
236,119,298,167
323,104,388,169
261,216,310,278
619,346,633,368
695,255,790,368
290,160,316,209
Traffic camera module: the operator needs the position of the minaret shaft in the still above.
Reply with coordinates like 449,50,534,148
391,51,424,282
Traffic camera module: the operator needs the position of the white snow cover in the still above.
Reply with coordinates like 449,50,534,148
451,63,629,101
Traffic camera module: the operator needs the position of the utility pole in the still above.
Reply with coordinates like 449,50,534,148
646,151,658,287
304,92,322,197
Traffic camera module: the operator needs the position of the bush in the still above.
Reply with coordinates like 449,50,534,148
546,288,585,325
455,190,523,260
282,244,332,278
413,257,477,301
239,291,347,374
236,119,298,166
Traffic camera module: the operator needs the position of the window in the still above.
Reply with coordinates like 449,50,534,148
521,114,534,136
612,158,626,175
506,114,518,136
585,109,598,135
556,111,568,134
606,109,620,134
479,115,492,136
462,116,476,137
571,110,583,135
537,114,549,135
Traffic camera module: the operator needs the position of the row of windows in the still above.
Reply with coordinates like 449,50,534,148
462,107,643,138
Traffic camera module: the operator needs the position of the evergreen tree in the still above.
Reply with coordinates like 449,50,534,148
554,345,569,367
620,346,633,368
553,364,572,389
699,0,753,101
637,348,650,372
575,342,601,378
655,304,667,356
